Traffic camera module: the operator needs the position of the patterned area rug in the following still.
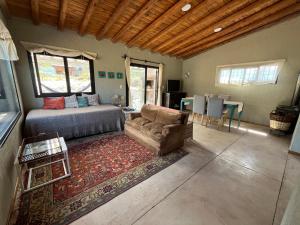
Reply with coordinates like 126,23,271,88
10,134,187,225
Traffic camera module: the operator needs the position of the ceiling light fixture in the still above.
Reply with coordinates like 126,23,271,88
214,27,222,32
182,3,191,12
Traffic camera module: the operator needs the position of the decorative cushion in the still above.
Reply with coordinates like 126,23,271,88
43,97,65,110
64,94,78,108
155,110,182,125
141,104,158,122
82,93,99,106
77,96,89,108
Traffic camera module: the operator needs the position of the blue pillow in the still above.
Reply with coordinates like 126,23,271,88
77,96,88,108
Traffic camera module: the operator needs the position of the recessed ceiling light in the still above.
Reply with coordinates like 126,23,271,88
214,27,222,32
182,3,191,12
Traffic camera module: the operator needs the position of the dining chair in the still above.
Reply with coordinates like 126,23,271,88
218,94,230,115
192,95,206,124
204,93,217,102
206,97,226,129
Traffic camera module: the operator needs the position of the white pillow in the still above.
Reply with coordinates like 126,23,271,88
82,93,100,106
64,94,78,108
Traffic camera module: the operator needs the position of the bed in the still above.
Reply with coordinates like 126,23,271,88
24,104,125,139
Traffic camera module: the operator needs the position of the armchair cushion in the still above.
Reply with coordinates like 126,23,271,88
126,117,151,130
141,122,164,142
155,110,182,125
141,104,158,121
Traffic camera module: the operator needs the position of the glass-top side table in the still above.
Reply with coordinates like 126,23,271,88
15,133,71,193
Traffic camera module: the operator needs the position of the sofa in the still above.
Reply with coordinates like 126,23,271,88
125,104,189,155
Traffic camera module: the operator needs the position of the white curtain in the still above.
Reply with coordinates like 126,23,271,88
21,41,97,60
157,63,164,106
124,56,131,107
0,19,18,61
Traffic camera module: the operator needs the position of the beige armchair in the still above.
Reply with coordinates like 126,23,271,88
125,104,189,156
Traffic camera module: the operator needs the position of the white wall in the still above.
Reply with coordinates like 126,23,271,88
0,13,23,225
7,17,183,112
182,15,300,125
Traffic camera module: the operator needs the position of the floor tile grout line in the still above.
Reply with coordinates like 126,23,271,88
272,150,289,225
131,130,247,225
219,156,283,183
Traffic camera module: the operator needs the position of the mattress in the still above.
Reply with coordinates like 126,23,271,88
25,104,125,139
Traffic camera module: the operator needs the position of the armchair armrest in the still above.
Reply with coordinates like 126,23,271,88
162,124,185,136
127,112,141,120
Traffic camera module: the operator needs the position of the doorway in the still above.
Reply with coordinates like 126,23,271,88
128,63,159,110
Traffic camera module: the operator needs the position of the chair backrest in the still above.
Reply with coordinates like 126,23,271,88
204,93,217,102
193,95,206,114
207,97,224,119
205,93,217,98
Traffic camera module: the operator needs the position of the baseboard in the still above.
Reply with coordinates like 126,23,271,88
288,150,300,157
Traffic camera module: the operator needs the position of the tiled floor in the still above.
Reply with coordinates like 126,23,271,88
71,120,300,225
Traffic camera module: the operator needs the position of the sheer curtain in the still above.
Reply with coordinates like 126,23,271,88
157,63,164,106
0,19,18,61
21,41,97,60
124,57,131,107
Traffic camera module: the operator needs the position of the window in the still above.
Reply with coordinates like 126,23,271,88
28,52,95,97
216,60,285,86
0,60,21,146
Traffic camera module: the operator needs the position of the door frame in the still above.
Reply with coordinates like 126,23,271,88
126,63,159,107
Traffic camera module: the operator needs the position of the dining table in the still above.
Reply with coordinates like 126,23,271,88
180,97,244,132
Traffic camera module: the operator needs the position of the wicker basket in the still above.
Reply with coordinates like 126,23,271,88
269,110,292,131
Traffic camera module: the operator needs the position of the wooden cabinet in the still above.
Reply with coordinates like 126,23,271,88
162,92,186,109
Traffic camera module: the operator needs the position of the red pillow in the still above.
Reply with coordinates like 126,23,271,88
43,97,65,110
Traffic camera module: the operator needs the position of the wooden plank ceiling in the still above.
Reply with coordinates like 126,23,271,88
5,0,300,59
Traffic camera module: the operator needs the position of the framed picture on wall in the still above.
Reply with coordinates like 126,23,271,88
98,71,106,78
108,72,115,79
116,72,123,79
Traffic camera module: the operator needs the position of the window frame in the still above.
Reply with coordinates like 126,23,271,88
27,51,95,97
0,70,6,99
215,59,285,86
0,61,22,148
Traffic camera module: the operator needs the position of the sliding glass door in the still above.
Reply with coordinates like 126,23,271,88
129,64,159,110
130,65,145,110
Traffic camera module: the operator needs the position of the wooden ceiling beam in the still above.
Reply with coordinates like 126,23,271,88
58,0,69,31
153,0,255,53
30,0,39,25
180,4,300,59
0,0,11,19
126,0,194,47
141,0,227,49
174,0,296,56
79,0,99,35
111,0,160,42
96,0,131,40
168,0,284,55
